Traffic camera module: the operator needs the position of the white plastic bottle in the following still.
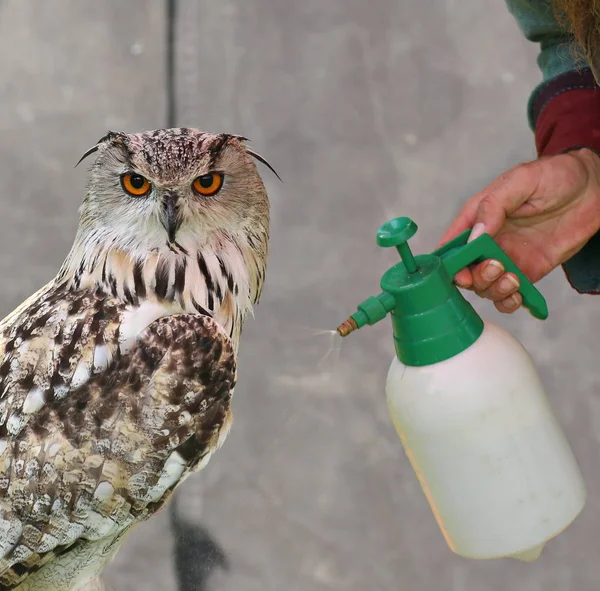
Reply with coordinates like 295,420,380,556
386,320,585,561
338,217,586,561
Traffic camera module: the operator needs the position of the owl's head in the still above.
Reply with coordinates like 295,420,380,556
75,128,277,257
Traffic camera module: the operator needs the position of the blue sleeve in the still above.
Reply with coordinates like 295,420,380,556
505,0,584,128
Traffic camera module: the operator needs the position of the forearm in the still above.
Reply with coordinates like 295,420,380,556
507,0,600,292
506,0,600,155
535,76,600,293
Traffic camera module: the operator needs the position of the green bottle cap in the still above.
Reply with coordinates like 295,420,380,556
337,217,548,367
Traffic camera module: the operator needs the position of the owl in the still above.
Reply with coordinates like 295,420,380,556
0,128,277,590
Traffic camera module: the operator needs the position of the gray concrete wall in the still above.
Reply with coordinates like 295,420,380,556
0,1,598,590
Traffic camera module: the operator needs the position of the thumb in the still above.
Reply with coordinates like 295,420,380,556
436,198,480,248
435,162,536,247
469,161,541,237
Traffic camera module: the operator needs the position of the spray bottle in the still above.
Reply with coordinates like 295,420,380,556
337,217,586,562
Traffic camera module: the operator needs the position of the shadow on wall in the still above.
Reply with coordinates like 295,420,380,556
170,493,230,591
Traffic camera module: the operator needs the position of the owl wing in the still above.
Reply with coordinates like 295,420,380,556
0,284,236,589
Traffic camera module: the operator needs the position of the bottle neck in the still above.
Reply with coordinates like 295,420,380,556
390,297,484,366
382,256,485,366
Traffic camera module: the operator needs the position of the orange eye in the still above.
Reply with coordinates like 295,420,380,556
121,172,151,197
192,172,224,196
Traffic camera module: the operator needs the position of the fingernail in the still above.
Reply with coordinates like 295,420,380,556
498,274,520,294
482,260,504,281
510,294,521,308
498,295,521,313
468,222,486,243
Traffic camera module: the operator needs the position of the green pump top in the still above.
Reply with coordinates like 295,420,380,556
337,217,548,367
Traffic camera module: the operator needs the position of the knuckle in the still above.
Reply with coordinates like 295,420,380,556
488,284,504,301
471,274,490,292
476,194,500,216
478,193,497,207
475,287,494,300
515,160,536,173
486,289,504,302
514,160,541,187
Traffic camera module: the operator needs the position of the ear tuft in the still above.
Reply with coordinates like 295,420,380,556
75,130,127,168
246,149,282,182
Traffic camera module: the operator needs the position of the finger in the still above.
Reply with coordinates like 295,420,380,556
494,292,523,314
454,268,473,288
476,273,520,302
470,260,505,292
437,197,482,247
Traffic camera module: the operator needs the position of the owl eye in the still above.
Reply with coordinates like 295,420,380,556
192,172,224,196
121,173,152,197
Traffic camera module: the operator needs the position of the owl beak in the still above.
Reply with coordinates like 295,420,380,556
161,192,182,244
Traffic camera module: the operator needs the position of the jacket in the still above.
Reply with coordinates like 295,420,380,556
507,0,600,293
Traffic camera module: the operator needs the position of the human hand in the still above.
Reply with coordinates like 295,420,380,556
437,148,600,313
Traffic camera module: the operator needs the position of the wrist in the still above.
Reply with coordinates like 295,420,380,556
558,148,600,295
566,147,600,196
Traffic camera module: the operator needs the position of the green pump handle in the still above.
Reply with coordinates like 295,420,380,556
375,217,548,320
432,229,547,320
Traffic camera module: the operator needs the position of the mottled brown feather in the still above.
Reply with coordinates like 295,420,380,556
0,285,235,589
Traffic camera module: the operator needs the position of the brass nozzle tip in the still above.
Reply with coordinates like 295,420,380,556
337,318,358,337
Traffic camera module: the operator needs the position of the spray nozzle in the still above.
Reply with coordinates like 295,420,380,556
336,217,419,337
336,216,549,366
